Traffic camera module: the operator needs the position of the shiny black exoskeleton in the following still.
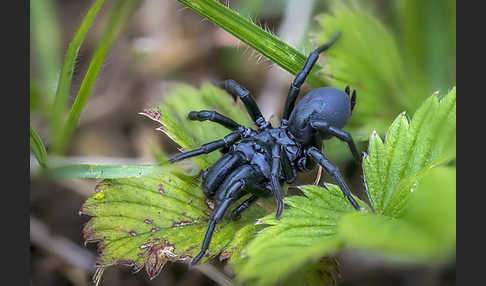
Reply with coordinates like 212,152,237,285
169,33,361,266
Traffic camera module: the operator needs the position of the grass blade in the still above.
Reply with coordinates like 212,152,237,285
55,0,138,154
50,0,106,154
30,125,48,168
176,0,327,87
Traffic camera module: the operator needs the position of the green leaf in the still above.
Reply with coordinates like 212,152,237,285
30,125,48,168
175,0,327,87
140,83,254,169
237,184,367,285
363,87,456,216
50,0,106,153
55,0,138,154
81,167,267,279
338,88,456,263
394,0,456,92
338,166,455,262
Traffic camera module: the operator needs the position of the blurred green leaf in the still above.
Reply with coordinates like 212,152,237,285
339,166,455,262
30,125,48,168
315,3,408,135
80,167,267,279
237,185,367,285
55,0,139,154
394,0,456,92
140,83,254,169
50,0,106,153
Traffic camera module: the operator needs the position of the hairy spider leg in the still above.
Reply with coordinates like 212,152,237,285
188,110,246,132
271,145,285,219
306,147,360,210
281,32,342,124
169,132,242,163
191,165,263,266
216,79,269,129
230,194,258,221
310,120,361,163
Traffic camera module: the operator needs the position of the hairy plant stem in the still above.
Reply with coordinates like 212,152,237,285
176,0,327,87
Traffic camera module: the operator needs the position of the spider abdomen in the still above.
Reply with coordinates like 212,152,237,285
288,87,352,144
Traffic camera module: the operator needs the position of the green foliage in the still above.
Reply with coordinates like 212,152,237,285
339,166,455,262
339,88,456,262
81,84,268,278
140,83,254,169
49,0,106,154
235,89,455,284
36,0,455,283
314,2,456,138
44,164,165,180
56,0,139,154
80,167,267,279
394,0,456,92
363,87,456,217
79,84,456,284
237,185,367,285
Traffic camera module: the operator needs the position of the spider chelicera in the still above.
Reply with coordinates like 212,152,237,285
169,32,361,266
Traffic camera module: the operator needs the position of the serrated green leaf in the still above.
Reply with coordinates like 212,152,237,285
140,83,254,169
237,185,368,285
81,167,267,279
339,166,455,262
363,88,456,216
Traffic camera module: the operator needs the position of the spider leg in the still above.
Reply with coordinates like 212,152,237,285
310,120,361,163
271,145,285,219
230,194,258,221
191,198,233,266
306,147,360,210
188,110,245,132
191,165,263,266
169,132,241,163
280,147,296,183
202,152,246,198
281,32,341,124
216,79,269,129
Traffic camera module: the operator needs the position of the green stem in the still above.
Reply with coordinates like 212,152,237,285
176,0,327,87
30,125,48,168
43,164,162,179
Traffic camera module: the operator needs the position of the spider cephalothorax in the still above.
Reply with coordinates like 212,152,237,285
169,32,361,266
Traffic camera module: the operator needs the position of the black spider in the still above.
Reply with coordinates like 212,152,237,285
169,32,361,266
